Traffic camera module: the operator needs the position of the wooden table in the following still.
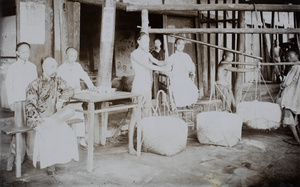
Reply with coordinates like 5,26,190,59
72,91,142,172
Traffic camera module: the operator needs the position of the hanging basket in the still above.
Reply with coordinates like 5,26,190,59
141,116,188,156
196,111,242,147
236,101,281,130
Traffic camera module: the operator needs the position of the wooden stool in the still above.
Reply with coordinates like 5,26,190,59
0,125,32,178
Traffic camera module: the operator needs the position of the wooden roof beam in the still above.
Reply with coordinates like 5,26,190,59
126,4,300,12
68,0,128,10
149,28,300,34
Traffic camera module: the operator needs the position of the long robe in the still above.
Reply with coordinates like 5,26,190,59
280,65,300,115
26,75,79,169
167,51,199,107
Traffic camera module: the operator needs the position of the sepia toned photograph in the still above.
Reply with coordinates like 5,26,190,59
0,0,300,186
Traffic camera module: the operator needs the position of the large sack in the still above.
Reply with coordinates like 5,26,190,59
236,101,281,130
197,111,242,147
142,116,188,156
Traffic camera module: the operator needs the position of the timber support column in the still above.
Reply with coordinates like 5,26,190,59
234,11,246,108
141,9,149,34
96,0,116,87
95,0,116,145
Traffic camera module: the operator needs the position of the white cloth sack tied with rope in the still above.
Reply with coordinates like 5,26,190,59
141,116,188,156
197,111,242,147
236,101,281,130
141,90,188,156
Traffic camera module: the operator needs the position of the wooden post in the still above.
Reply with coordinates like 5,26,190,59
14,102,25,178
96,0,116,88
141,9,149,34
66,1,81,51
234,11,245,106
195,13,204,99
199,5,209,97
100,102,109,145
87,102,94,172
53,0,62,62
59,0,68,64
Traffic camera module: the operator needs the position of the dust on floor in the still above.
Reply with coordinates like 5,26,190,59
1,123,300,187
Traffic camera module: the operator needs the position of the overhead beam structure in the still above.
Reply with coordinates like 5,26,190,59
169,35,263,60
149,28,300,34
68,0,128,10
126,4,300,12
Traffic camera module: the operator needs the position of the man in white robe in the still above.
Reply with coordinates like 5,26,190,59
5,42,37,171
57,47,95,148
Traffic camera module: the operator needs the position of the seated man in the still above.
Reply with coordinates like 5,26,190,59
278,50,300,144
26,57,79,175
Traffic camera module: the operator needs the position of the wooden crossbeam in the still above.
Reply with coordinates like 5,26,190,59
221,61,300,66
68,0,128,10
168,35,263,60
149,28,300,34
126,4,300,12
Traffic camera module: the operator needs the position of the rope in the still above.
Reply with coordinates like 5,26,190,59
259,71,275,103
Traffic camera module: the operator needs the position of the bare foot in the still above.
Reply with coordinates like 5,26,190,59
129,148,137,155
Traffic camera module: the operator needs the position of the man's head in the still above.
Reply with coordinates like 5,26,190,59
66,47,78,64
175,38,185,52
223,51,234,62
42,57,58,78
137,32,150,51
285,50,299,62
154,38,162,49
16,42,31,61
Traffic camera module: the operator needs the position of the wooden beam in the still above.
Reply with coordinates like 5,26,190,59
126,4,300,12
169,35,262,60
149,28,300,34
67,0,128,10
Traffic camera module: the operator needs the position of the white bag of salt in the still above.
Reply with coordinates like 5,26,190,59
141,116,188,156
236,101,281,130
197,111,242,147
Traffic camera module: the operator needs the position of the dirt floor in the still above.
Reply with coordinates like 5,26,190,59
1,84,300,187
1,108,300,187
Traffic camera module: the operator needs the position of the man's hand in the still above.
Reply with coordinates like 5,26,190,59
56,99,66,111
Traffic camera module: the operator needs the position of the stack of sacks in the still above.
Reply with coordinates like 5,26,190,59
197,111,243,147
142,116,188,156
236,101,281,130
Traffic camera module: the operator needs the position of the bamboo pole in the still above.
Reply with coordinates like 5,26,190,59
149,28,300,34
126,4,300,12
169,35,263,60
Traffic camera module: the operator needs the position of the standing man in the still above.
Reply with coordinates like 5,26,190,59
216,51,255,112
5,42,37,171
57,47,96,148
151,38,165,61
128,32,166,154
278,50,300,144
151,38,165,99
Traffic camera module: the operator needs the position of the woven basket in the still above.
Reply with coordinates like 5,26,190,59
141,116,188,156
197,111,242,147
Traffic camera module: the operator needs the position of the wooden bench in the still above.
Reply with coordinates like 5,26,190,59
0,125,32,178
